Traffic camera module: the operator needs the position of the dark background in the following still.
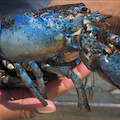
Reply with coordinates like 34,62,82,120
0,0,51,15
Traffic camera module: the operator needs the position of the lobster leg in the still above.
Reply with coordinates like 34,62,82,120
84,72,95,101
41,63,91,112
0,75,26,87
22,60,47,98
2,59,47,98
14,63,47,106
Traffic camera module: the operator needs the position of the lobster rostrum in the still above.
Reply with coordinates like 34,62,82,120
0,3,120,112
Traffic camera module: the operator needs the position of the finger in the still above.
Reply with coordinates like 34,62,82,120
0,98,56,120
46,62,91,100
73,62,91,79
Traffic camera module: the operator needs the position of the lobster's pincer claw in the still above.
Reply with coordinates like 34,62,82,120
79,32,120,91
95,52,120,89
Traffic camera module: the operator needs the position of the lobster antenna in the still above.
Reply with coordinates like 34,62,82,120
105,21,111,26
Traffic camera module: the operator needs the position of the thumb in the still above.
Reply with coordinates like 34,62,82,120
2,98,56,120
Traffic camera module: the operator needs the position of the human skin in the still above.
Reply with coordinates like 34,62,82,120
0,62,90,120
0,1,120,120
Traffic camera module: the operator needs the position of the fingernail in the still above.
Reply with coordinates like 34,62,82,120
36,106,55,114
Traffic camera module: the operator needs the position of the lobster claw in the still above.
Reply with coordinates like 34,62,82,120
79,33,120,89
95,52,120,89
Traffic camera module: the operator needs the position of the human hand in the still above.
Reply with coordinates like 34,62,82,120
0,62,90,120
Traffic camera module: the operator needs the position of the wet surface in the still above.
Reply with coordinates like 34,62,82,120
0,0,51,15
31,103,120,120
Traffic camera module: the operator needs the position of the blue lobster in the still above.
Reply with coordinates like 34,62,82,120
0,3,120,112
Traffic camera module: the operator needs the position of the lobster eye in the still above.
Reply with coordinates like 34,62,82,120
81,7,88,12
